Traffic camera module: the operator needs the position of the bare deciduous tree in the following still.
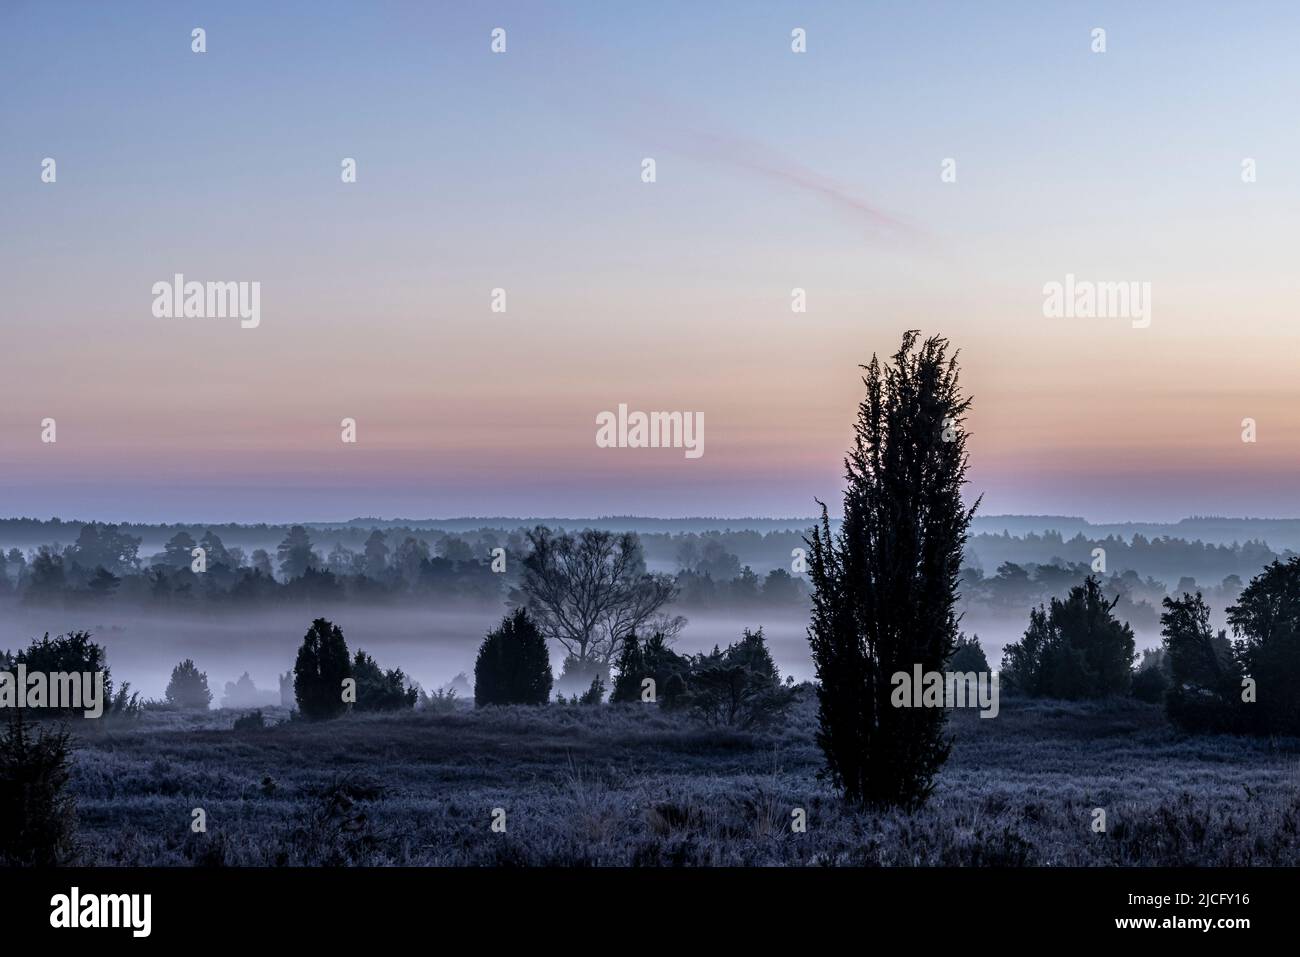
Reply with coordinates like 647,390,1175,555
517,527,678,667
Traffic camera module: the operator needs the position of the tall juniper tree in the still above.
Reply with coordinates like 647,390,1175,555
806,331,978,809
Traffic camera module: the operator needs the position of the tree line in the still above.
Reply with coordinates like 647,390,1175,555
0,522,811,612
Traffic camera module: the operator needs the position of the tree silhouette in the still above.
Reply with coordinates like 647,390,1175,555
518,526,676,670
1161,591,1242,731
1000,576,1135,699
5,631,115,718
198,529,233,569
947,634,989,674
251,549,274,579
351,650,417,712
806,331,977,809
1227,558,1300,734
473,609,552,707
165,658,212,710
683,628,795,729
160,531,197,569
68,522,141,576
362,529,389,578
610,633,647,703
293,618,352,720
24,549,66,604
277,526,317,580
85,566,120,598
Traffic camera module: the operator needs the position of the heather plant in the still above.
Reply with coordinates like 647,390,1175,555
282,777,385,866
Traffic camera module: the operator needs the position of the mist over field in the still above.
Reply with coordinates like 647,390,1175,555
0,601,1171,704
1,510,1275,702
0,603,819,703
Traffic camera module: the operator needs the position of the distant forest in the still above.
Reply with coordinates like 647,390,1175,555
0,520,809,611
0,516,1292,626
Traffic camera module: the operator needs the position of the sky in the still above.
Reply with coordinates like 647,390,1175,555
3,0,1300,524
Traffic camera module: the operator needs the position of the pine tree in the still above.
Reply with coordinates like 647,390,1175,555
806,332,977,809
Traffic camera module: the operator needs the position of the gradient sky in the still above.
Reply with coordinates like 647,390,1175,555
4,0,1300,523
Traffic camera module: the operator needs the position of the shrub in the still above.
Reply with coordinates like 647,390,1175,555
0,713,76,865
1,631,117,719
1000,577,1136,699
165,659,212,710
351,651,417,712
610,634,647,704
474,609,553,706
1131,662,1167,703
108,682,142,719
220,671,275,709
232,709,266,731
293,618,352,720
1130,649,1170,704
683,628,796,729
947,634,990,674
419,686,460,714
577,675,605,705
555,654,608,699
610,631,692,706
644,633,691,708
